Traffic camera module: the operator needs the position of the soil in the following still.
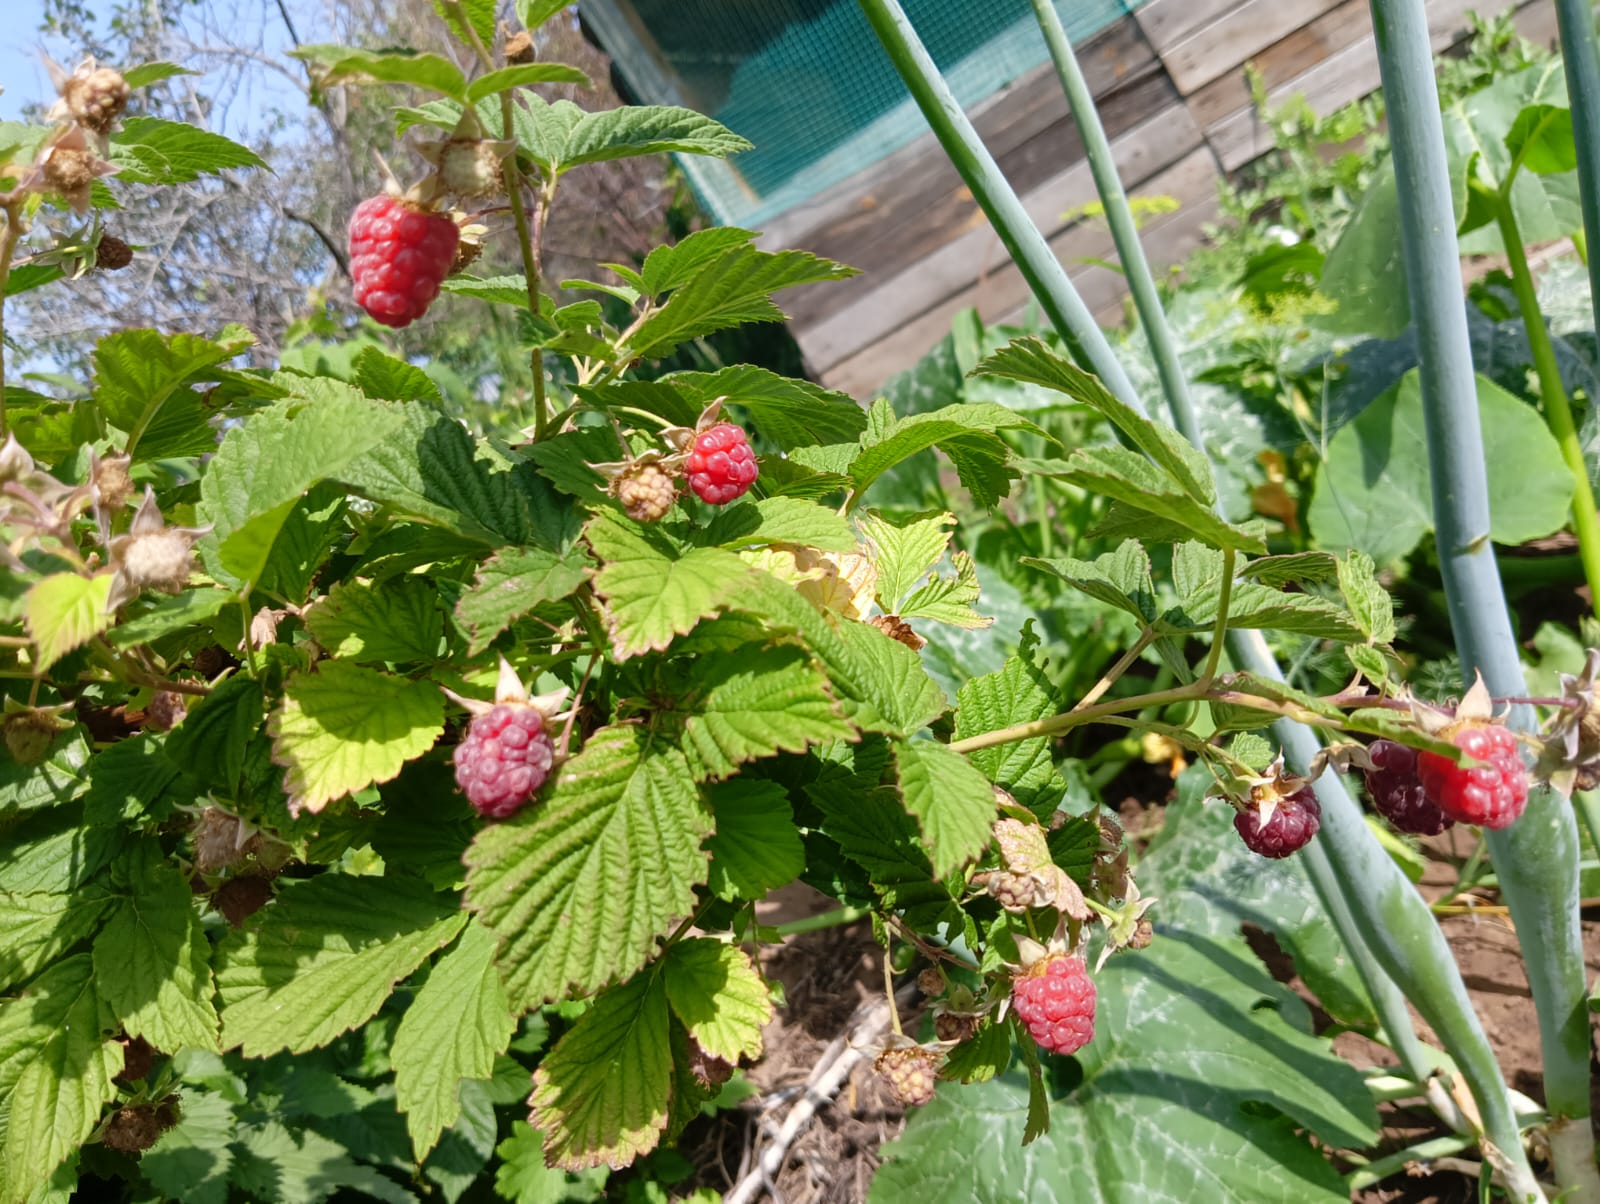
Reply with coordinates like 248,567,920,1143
680,789,1600,1204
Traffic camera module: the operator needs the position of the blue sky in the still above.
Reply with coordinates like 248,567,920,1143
1,0,68,122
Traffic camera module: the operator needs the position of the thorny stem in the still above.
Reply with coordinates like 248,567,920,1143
1199,548,1236,686
1495,200,1600,617
0,201,23,439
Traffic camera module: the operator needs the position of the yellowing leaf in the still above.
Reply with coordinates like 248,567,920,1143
268,661,444,814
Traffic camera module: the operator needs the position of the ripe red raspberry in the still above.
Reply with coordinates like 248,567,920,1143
1234,784,1321,858
1012,955,1096,1056
1364,739,1454,835
685,423,758,505
1417,724,1529,829
348,196,459,329
453,703,554,819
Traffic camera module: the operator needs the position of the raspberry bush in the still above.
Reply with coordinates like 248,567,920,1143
0,5,1592,1203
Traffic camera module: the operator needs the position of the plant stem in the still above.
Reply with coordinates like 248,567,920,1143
1025,0,1202,440
0,202,23,439
1494,201,1600,615
855,0,1140,403
1555,0,1600,348
1199,547,1235,686
771,905,870,937
1074,627,1156,711
1346,1135,1476,1192
504,106,550,440
1370,1,1582,1196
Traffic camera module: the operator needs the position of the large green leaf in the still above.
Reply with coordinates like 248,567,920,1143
668,646,853,781
528,971,672,1170
111,118,266,185
198,387,405,588
977,338,1215,504
954,625,1065,816
703,496,857,554
0,885,113,995
628,244,855,359
892,739,997,878
305,577,444,664
292,44,467,97
0,957,120,1201
24,573,112,670
464,726,711,1007
93,856,219,1052
1309,370,1574,563
140,1088,235,1204
454,547,592,654
216,875,464,1056
393,922,516,1161
586,510,748,658
268,662,445,816
850,402,1036,510
661,939,770,1063
92,326,254,457
704,778,805,901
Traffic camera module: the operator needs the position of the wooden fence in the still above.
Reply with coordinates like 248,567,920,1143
765,0,1559,397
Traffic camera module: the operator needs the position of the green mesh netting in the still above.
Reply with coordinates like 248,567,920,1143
583,0,1143,227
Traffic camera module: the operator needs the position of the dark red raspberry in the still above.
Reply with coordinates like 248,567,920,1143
1364,739,1454,835
1417,724,1529,829
453,703,554,819
348,196,459,329
1234,784,1321,858
1012,955,1096,1056
685,423,758,505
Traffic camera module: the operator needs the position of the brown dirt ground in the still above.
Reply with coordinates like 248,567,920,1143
675,797,1600,1204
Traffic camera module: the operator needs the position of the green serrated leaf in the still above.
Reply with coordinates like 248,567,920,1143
24,573,112,670
977,337,1216,504
1335,550,1396,644
586,510,748,657
1023,543,1157,623
465,726,710,1007
140,1088,234,1204
662,939,770,1063
231,1119,418,1204
354,346,444,404
704,496,857,553
0,729,89,818
0,957,120,1201
528,971,672,1170
92,326,254,456
455,547,591,654
0,885,114,994
466,63,590,103
122,62,197,89
672,647,853,781
268,662,444,815
851,404,1035,509
859,511,953,612
1506,102,1576,174
198,388,405,588
1346,644,1391,685
106,588,230,648
162,675,262,795
629,245,854,359
110,118,266,184
441,274,535,308
93,858,219,1052
293,44,467,97
305,577,444,663
393,922,516,1161
556,105,751,173
939,1018,1011,1084
494,1119,610,1203
216,875,464,1056
705,778,804,901
892,740,996,878
955,626,1064,816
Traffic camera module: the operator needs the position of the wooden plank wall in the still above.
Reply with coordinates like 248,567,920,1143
766,0,1559,398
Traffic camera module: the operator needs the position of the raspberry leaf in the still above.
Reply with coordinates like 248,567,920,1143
859,511,955,611
215,875,465,1056
0,956,121,1200
91,326,254,458
1335,550,1397,644
93,853,219,1053
892,739,998,878
392,921,516,1161
110,118,268,185
268,662,445,816
671,646,854,781
290,45,468,100
849,402,1039,509
528,970,673,1171
705,778,805,901
587,510,749,657
977,337,1216,506
704,497,857,553
23,572,113,670
465,63,591,103
305,578,446,664
454,546,593,655
1023,542,1158,624
464,725,712,1007
662,939,771,1063
557,105,753,173
139,1088,235,1204
955,625,1066,817
0,884,114,994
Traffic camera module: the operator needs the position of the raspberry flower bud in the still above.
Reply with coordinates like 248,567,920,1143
107,488,210,609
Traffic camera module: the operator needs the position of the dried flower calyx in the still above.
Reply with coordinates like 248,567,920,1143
107,488,210,608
